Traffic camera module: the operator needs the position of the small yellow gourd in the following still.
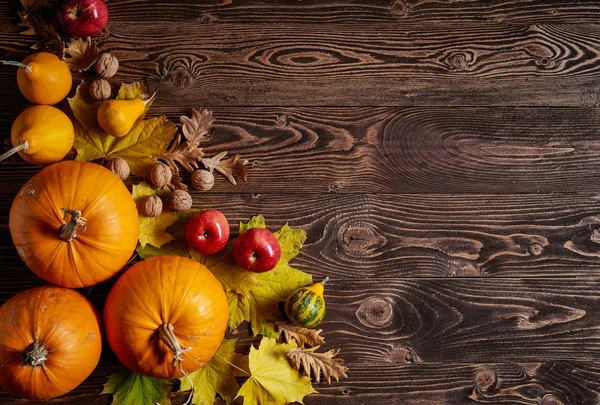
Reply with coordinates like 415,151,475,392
0,52,72,105
1,105,74,166
284,277,328,328
97,99,146,138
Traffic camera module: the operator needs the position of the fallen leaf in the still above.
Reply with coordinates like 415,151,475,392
228,217,312,337
200,151,248,185
18,2,62,52
236,337,316,405
180,108,215,147
287,346,349,384
102,367,171,405
160,133,205,173
137,240,189,259
239,215,266,234
70,81,176,178
276,321,325,348
64,37,99,72
132,182,177,248
179,339,245,405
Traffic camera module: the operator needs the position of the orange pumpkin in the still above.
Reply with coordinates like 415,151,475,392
103,256,229,378
16,52,72,105
0,286,102,400
9,161,139,288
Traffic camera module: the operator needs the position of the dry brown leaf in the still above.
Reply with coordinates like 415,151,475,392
180,108,215,147
276,321,326,348
201,151,248,185
287,346,349,384
64,37,99,72
160,133,205,173
18,0,62,52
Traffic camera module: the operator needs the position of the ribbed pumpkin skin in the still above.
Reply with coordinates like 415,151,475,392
0,286,102,400
285,285,326,328
103,256,229,379
9,161,139,288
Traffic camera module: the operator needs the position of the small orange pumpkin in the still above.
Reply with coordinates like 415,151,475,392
9,161,139,288
103,256,229,378
0,285,102,400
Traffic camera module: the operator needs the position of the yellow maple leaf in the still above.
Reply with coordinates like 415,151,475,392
179,339,246,405
236,337,317,405
131,182,177,248
69,81,175,178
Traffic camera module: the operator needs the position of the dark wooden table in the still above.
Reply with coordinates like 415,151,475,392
2,1,600,404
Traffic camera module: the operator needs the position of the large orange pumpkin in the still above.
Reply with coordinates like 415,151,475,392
0,286,102,400
103,255,229,378
9,161,139,288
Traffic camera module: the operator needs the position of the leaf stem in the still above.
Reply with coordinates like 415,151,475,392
214,352,251,376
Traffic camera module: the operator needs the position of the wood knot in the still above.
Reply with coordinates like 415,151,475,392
342,224,384,255
276,115,290,128
200,13,217,23
170,67,193,88
528,242,543,256
328,181,344,192
445,51,476,71
590,229,600,244
541,394,564,405
387,346,421,363
390,0,407,16
356,297,394,328
474,369,497,392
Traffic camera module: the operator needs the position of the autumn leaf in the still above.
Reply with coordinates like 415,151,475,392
239,215,266,234
181,108,215,147
287,347,349,384
64,37,99,72
237,337,316,405
276,321,326,348
228,217,312,337
18,1,62,53
132,182,177,248
102,367,171,405
70,81,176,177
160,133,205,173
200,151,248,185
179,339,246,405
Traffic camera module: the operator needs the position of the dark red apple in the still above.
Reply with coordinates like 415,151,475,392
186,210,230,255
55,0,108,38
233,228,281,273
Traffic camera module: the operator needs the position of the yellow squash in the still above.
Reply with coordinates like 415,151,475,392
97,98,146,138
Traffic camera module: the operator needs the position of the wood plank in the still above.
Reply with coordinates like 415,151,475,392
3,106,600,194
1,23,600,106
3,192,600,279
3,0,600,25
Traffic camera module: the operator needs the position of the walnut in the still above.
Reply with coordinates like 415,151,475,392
106,158,130,180
168,190,192,212
89,78,111,101
95,53,119,78
150,163,172,188
139,195,163,217
191,169,215,191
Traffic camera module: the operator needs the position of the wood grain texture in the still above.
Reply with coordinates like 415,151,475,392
2,106,600,194
1,22,600,105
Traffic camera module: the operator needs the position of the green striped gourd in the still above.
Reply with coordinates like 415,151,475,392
284,277,328,328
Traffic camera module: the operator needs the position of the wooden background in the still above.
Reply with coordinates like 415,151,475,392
2,0,600,404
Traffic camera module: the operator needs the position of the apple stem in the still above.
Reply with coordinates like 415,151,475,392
0,141,29,162
321,276,329,285
0,60,32,74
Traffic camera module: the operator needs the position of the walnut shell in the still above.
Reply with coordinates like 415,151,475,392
150,163,172,188
95,53,119,78
106,158,130,180
168,190,192,212
89,78,111,101
191,169,215,191
140,195,163,217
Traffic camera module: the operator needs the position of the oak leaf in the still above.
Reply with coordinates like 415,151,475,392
132,182,177,248
102,367,171,405
275,321,326,348
179,339,246,405
287,346,349,384
236,337,316,405
180,108,214,147
160,133,205,173
64,37,99,72
70,81,176,178
200,151,248,185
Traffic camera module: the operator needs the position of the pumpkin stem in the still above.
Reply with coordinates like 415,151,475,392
0,60,32,74
58,208,88,242
321,276,329,285
22,341,48,368
158,323,194,405
0,141,29,162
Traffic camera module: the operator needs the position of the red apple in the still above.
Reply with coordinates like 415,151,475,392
233,228,281,273
186,210,230,255
55,0,108,38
